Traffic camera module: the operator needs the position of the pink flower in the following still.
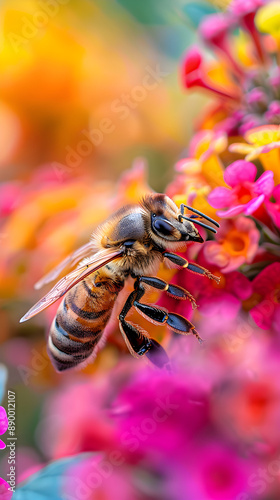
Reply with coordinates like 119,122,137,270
179,441,254,500
0,478,13,500
158,250,252,321
250,262,280,333
203,217,259,273
0,182,21,217
64,454,139,500
0,406,8,450
181,45,240,101
195,269,252,320
115,370,210,459
208,160,274,217
39,379,116,460
211,349,280,449
230,0,265,17
199,14,244,78
266,183,280,228
229,0,267,64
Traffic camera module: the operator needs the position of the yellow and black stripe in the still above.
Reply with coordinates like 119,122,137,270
48,270,124,371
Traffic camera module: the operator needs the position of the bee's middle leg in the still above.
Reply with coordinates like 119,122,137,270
139,276,197,309
133,278,203,344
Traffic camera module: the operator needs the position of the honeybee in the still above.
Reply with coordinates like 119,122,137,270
20,194,220,371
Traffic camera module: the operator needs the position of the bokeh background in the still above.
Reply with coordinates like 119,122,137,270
1,0,280,499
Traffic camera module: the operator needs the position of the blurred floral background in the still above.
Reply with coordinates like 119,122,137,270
1,0,280,499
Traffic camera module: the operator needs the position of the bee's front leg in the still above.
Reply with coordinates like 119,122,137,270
163,252,220,284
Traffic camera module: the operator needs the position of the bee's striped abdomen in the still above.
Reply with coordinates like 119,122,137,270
48,271,124,371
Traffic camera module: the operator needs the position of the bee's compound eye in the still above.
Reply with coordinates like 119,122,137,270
153,219,174,236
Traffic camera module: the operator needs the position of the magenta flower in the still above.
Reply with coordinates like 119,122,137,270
180,441,254,500
266,183,280,228
250,262,280,333
115,370,210,459
195,270,252,320
208,160,274,217
158,252,252,321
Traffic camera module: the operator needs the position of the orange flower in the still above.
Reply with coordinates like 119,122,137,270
203,217,260,273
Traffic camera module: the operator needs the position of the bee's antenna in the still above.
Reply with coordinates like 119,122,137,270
180,215,218,234
183,205,220,228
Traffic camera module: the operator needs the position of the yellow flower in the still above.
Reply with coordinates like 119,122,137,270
255,1,280,46
168,130,227,219
229,125,280,184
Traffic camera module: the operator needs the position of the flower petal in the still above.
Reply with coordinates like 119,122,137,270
244,194,265,214
182,46,203,76
273,184,280,201
175,158,201,174
254,170,274,196
0,406,8,435
217,205,245,217
222,255,246,273
208,187,235,208
266,200,280,228
272,305,280,335
0,478,13,500
224,160,257,187
199,292,240,318
203,241,230,268
229,271,253,300
250,301,275,330
252,262,280,296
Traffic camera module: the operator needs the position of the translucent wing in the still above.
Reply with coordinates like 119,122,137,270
35,242,94,290
20,248,123,323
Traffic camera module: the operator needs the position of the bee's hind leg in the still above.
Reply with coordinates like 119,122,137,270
118,285,170,369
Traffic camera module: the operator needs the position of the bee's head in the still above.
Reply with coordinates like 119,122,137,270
141,194,204,246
